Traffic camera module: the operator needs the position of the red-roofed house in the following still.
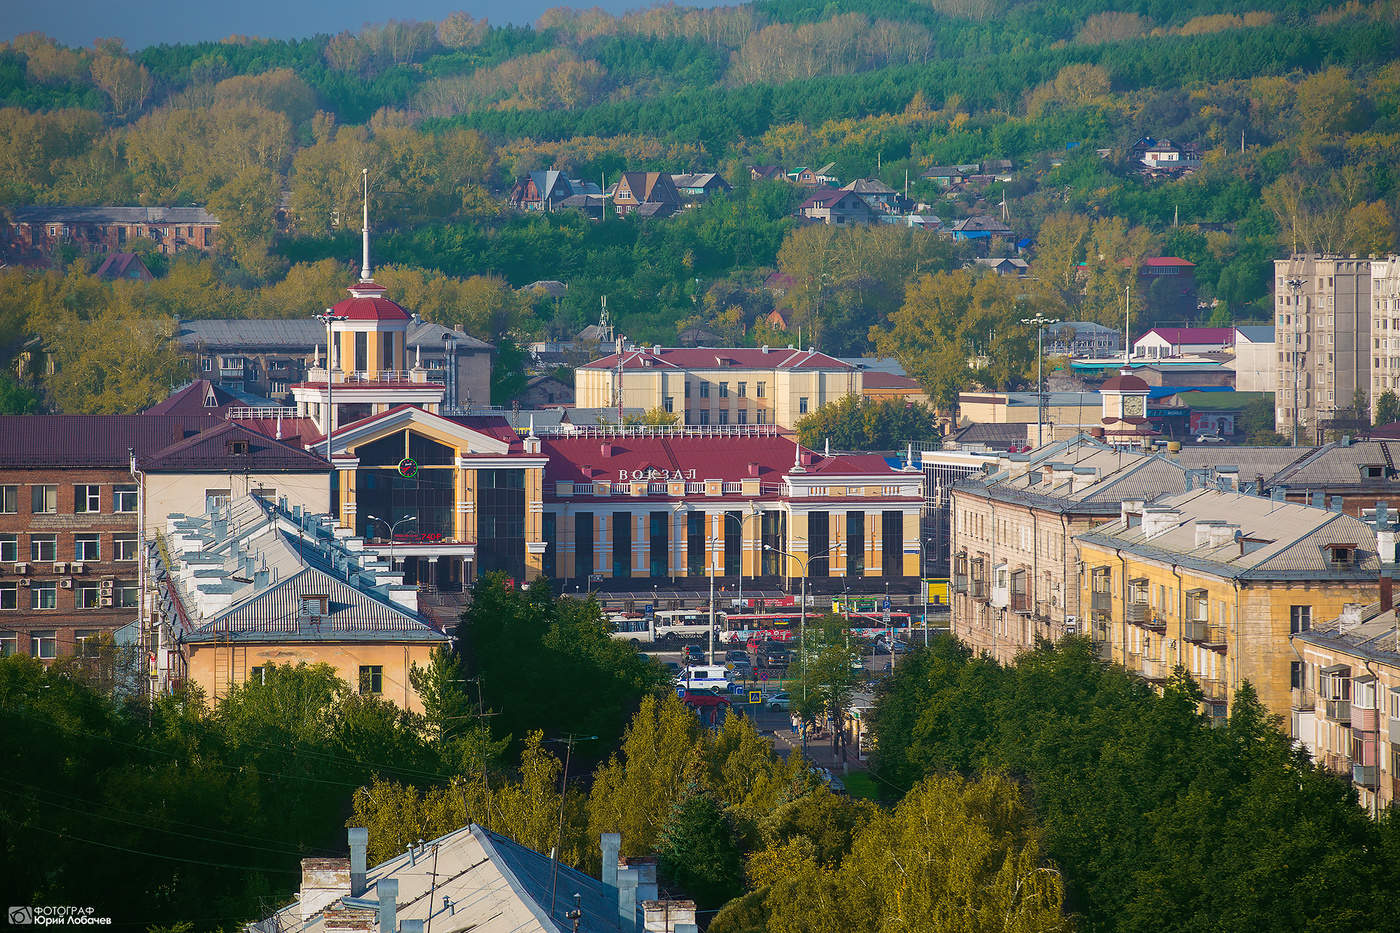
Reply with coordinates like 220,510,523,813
94,251,153,282
1132,326,1234,360
575,345,862,429
796,187,876,226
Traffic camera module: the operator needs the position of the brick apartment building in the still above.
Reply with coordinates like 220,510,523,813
4,206,220,264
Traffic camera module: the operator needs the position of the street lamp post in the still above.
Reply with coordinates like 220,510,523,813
314,309,348,462
366,514,416,572
762,544,833,707
1021,314,1059,448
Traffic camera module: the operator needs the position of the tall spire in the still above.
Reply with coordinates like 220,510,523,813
360,168,371,282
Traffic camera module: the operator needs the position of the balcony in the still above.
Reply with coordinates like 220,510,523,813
1125,602,1150,624
1183,619,1208,643
951,574,968,595
1140,657,1169,682
1351,705,1378,732
1010,591,1032,613
1293,687,1316,712
1389,718,1400,744
970,578,988,600
1324,698,1351,722
1090,591,1112,617
1352,764,1378,788
1199,677,1229,702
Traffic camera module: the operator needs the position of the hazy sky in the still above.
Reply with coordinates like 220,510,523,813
0,0,696,49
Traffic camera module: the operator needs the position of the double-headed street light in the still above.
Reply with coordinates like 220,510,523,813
1021,314,1059,448
366,513,416,572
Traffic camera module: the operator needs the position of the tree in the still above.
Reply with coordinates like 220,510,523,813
795,393,938,450
1376,390,1400,427
88,52,151,116
656,790,745,910
623,406,679,426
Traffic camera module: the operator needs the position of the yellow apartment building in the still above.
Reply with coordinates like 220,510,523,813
575,346,861,429
1076,488,1380,720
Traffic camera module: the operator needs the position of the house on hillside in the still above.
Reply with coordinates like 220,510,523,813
1133,327,1234,360
789,163,839,187
1129,137,1202,175
947,215,1015,249
796,188,876,226
612,172,682,219
670,173,732,201
971,257,1028,277
509,171,573,212
5,206,219,265
920,165,978,187
841,178,899,214
95,252,153,282
749,165,784,181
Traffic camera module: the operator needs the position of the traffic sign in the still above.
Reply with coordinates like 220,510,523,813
675,686,686,699
757,670,770,681
645,603,655,619
748,690,762,704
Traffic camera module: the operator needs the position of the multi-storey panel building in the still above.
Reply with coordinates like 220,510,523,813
575,346,861,430
1077,488,1380,721
1370,256,1400,419
1275,254,1372,440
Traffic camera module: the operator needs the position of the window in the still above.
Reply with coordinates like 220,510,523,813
202,357,212,372
698,410,710,425
358,665,383,695
31,583,56,610
738,409,748,425
117,584,138,608
76,584,101,609
30,630,56,659
1291,660,1303,689
0,630,15,655
846,512,865,575
114,485,137,512
664,396,674,413
575,513,594,579
75,629,100,657
354,332,368,373
684,382,691,398
699,382,710,398
649,511,668,578
204,488,231,512
30,535,56,562
1290,605,1312,634
756,382,765,398
31,485,56,514
719,410,729,425
0,535,14,563
75,485,100,513
613,511,632,579
74,535,100,562
113,534,137,562
756,410,766,425
719,382,729,398
687,512,706,577
799,397,809,414
737,381,747,398
0,583,15,610
0,485,15,513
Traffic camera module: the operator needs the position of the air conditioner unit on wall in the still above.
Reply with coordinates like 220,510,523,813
72,562,84,574
100,580,114,594
52,562,66,574
20,578,31,586
100,596,113,607
14,563,27,574
60,578,73,589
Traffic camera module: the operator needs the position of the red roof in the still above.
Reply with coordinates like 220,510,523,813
1100,373,1150,392
540,434,906,490
580,347,854,372
331,294,411,322
861,371,922,390
1140,327,1233,346
1140,257,1195,268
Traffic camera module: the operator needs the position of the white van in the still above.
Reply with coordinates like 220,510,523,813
679,664,731,694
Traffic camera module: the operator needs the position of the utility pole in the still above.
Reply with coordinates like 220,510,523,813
544,733,595,921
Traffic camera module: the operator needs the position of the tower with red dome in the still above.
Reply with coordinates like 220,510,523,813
291,176,446,435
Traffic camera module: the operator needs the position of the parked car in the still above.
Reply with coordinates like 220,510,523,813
725,649,751,663
729,657,753,678
875,638,910,654
765,691,792,711
680,664,731,694
758,643,790,668
1195,433,1225,444
684,644,706,664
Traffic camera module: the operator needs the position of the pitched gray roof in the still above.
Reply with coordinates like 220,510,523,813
1076,488,1380,581
13,205,218,225
174,318,493,352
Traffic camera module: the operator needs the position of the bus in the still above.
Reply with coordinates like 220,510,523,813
609,609,716,645
719,609,912,644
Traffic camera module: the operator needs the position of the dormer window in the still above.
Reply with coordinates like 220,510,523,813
298,595,329,622
228,440,250,455
1326,544,1356,568
1362,465,1385,480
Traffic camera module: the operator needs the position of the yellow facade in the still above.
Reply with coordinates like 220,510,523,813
186,639,440,713
1077,538,1377,718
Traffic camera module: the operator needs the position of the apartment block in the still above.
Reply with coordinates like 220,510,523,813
1370,257,1400,420
1274,255,1372,440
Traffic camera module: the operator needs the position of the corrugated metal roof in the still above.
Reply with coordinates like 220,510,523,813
0,415,222,468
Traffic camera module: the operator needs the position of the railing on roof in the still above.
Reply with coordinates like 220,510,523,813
226,407,298,420
532,423,786,439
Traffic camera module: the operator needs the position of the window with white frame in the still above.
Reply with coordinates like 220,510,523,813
117,584,138,608
113,534,137,561
76,583,101,609
0,485,15,514
30,535,56,562
113,485,137,513
30,629,56,658
0,534,15,563
0,583,15,611
75,629,100,656
0,630,15,655
31,485,56,514
74,485,100,513
74,535,100,562
31,583,56,610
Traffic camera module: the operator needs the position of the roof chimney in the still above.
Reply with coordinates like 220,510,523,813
600,833,621,888
1142,507,1181,539
348,827,368,896
618,865,640,932
298,858,351,924
623,856,658,903
377,878,397,933
642,899,697,933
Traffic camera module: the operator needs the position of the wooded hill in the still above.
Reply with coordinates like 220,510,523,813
0,0,1397,412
